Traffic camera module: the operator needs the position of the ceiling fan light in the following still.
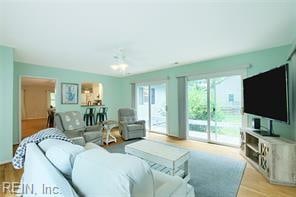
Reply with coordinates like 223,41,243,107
111,64,119,70
119,63,128,70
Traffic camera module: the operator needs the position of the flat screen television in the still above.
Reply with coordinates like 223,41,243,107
243,64,289,136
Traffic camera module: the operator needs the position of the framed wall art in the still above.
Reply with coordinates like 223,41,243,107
61,83,79,104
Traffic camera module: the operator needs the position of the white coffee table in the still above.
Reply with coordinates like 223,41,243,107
125,140,190,182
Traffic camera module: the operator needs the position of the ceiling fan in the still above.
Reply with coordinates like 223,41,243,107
110,48,128,74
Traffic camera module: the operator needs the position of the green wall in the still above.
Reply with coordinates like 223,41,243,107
13,62,123,144
120,45,295,140
4,44,296,152
0,46,14,164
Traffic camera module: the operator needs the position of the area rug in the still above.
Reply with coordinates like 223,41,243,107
105,139,246,197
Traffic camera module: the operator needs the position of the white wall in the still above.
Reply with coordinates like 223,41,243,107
292,53,296,140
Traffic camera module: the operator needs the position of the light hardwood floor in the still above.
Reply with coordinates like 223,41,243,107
1,130,295,196
22,118,48,139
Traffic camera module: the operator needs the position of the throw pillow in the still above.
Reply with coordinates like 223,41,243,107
45,143,85,179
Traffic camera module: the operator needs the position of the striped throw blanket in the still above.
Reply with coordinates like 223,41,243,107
12,128,72,169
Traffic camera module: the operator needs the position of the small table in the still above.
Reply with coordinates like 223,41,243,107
125,140,191,182
101,120,117,145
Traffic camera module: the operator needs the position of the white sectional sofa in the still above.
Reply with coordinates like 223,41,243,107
21,140,194,197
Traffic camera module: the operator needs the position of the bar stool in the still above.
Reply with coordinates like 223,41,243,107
83,107,96,126
96,107,108,123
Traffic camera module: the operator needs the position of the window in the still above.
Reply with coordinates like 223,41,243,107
139,87,149,105
139,87,144,105
50,92,56,107
143,88,149,104
151,88,155,104
228,94,234,102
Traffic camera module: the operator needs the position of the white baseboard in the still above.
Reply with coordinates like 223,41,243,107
0,160,12,165
167,133,181,138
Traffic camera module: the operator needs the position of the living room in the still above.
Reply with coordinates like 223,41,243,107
1,1,296,197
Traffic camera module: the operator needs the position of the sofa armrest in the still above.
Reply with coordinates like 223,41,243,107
119,120,128,125
85,124,101,132
23,144,78,197
71,137,86,146
135,120,145,125
119,121,129,129
152,170,187,197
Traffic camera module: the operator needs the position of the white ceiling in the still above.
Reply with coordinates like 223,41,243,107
1,0,296,77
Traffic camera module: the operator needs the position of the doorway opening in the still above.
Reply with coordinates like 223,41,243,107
20,77,56,139
136,82,168,134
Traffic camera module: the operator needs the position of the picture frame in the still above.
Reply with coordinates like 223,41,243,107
61,83,79,104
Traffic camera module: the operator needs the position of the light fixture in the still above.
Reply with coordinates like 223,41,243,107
110,49,128,73
110,63,128,72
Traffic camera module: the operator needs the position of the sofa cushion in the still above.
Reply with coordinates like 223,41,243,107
72,149,154,197
127,124,144,131
45,143,85,179
38,139,74,152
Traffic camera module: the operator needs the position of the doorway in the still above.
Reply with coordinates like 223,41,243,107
20,77,56,139
136,82,167,134
187,72,244,146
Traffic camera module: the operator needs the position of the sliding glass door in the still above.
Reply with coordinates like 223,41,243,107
187,79,209,140
187,73,243,146
136,82,167,134
136,85,150,129
150,83,167,133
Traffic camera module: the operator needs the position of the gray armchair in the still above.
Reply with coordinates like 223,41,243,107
54,111,103,145
118,108,146,140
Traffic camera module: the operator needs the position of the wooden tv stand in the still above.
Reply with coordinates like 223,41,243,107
240,128,296,186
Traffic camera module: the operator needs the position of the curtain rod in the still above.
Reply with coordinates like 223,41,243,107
176,64,251,78
130,76,170,84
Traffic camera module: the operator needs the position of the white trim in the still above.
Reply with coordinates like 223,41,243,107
185,78,188,139
206,78,211,142
22,117,47,120
19,75,57,143
0,160,12,165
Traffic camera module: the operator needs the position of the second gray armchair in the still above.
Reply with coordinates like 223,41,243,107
118,108,146,140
